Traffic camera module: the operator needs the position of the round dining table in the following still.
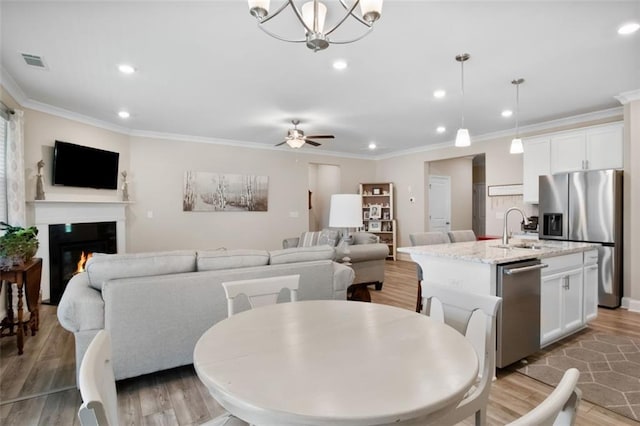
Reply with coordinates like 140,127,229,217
194,300,478,426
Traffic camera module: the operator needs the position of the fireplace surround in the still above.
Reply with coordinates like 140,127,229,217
27,200,128,303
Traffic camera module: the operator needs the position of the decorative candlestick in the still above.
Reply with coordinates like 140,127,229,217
121,171,129,201
35,160,46,200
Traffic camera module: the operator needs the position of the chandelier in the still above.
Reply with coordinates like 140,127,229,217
247,1,384,52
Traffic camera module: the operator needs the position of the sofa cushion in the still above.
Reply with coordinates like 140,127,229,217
197,249,270,271
86,250,197,291
270,245,335,265
297,231,321,247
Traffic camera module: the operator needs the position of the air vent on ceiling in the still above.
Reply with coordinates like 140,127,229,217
21,53,47,69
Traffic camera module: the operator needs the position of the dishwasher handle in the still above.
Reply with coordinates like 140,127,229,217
503,263,548,275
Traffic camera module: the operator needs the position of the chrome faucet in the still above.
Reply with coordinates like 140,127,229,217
502,207,528,245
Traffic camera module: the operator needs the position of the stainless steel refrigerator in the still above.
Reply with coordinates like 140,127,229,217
539,169,623,308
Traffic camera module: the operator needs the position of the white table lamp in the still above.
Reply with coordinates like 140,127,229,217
329,194,363,236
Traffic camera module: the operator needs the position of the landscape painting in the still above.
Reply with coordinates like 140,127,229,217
183,171,268,212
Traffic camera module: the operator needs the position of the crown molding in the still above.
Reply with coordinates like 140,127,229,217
0,66,28,106
376,106,623,160
615,89,640,105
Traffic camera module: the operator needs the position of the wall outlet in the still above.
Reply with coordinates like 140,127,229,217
409,196,416,204
289,211,299,218
147,211,153,219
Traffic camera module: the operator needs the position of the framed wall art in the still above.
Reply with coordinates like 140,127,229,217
183,171,269,211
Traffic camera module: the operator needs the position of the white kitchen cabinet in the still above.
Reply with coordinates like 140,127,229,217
550,123,623,174
583,249,599,322
522,137,550,204
540,253,586,347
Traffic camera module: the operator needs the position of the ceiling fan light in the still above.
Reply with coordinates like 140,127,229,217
455,128,471,147
286,138,306,149
302,1,327,33
360,0,383,23
248,0,270,19
510,138,524,154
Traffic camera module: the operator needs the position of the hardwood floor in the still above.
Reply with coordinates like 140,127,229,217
1,259,638,425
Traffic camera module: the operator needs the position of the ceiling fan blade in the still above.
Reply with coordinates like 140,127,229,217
275,141,288,146
305,135,335,139
305,140,322,147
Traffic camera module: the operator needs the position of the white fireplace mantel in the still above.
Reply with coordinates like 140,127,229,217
27,200,129,301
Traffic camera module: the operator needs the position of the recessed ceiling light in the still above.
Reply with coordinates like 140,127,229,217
118,64,136,74
618,22,640,35
118,111,130,119
368,142,377,150
433,89,446,99
333,60,348,70
436,126,446,134
501,110,513,118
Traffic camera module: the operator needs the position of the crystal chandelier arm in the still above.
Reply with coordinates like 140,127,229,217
335,0,373,29
257,0,290,24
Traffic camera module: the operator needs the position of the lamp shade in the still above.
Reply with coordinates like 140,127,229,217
455,128,471,147
302,1,327,33
286,138,306,149
329,194,363,228
510,138,524,154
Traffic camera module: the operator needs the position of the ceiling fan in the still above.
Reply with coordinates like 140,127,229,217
275,120,335,148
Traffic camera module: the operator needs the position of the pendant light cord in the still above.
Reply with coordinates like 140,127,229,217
460,59,465,128
515,82,520,138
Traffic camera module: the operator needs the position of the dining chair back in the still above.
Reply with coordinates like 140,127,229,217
421,283,502,426
78,330,118,426
222,274,300,317
507,368,581,426
409,232,449,312
448,230,477,242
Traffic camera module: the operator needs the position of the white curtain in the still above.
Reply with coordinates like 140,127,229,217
5,110,25,227
0,116,7,225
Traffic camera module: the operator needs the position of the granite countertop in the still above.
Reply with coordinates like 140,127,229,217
397,239,599,265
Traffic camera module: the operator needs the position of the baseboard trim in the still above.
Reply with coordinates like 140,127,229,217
621,297,640,313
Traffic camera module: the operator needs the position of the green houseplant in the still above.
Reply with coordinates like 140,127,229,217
0,222,39,270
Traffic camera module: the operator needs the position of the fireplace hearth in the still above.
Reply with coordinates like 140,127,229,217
48,222,117,304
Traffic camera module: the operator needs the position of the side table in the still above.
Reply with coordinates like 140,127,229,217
0,258,42,355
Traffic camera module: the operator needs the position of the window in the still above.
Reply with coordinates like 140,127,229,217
1,116,7,225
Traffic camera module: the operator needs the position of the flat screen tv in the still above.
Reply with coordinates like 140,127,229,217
52,140,120,190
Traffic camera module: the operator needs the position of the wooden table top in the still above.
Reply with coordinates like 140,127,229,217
194,300,478,426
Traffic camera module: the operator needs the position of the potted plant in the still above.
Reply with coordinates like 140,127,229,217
0,222,39,270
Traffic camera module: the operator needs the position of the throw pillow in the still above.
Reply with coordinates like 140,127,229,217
318,229,341,247
297,231,322,247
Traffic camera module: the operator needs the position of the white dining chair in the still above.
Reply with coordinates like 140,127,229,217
222,274,300,317
420,282,502,426
507,368,581,426
78,330,119,426
448,229,477,242
409,232,449,312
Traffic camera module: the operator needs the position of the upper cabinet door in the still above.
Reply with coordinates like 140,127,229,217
585,123,623,170
522,137,550,204
551,132,586,173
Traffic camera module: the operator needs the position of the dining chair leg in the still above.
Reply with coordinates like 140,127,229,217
415,280,422,313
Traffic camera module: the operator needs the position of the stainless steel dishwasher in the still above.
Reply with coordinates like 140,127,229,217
496,259,547,368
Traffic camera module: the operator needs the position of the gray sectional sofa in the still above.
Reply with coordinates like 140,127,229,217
284,231,389,290
57,247,355,381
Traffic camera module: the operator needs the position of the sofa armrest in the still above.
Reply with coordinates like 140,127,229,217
332,262,355,296
283,237,300,249
337,243,389,263
57,272,105,333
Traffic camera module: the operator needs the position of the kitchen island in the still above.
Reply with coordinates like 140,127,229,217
398,239,599,366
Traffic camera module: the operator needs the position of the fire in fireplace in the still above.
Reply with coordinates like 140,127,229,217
48,222,117,304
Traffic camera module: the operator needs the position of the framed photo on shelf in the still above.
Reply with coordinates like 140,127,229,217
383,211,390,220
369,204,382,219
372,187,382,195
369,221,382,232
363,211,370,220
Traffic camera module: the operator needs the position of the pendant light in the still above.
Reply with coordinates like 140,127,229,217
510,78,525,154
455,53,471,147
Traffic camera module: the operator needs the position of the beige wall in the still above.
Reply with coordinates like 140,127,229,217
623,99,640,308
428,157,473,230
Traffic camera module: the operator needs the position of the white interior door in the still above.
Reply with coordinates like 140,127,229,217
429,175,451,233
473,183,486,236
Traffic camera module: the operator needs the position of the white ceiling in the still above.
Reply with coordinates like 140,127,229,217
1,1,639,158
